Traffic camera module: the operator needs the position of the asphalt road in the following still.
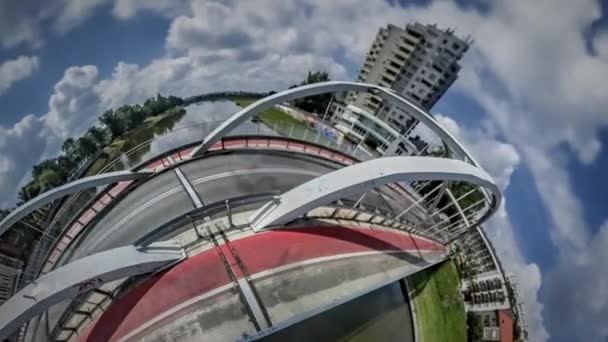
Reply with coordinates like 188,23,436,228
39,150,414,338
64,151,407,263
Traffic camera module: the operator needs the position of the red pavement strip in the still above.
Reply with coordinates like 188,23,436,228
78,226,444,342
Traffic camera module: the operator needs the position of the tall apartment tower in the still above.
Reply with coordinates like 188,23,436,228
342,23,470,134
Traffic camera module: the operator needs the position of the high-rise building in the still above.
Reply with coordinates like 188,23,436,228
332,22,470,140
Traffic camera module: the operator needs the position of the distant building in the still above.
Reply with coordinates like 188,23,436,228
0,254,22,306
330,22,470,152
333,104,418,156
456,227,500,275
477,309,514,342
453,227,528,341
351,22,469,111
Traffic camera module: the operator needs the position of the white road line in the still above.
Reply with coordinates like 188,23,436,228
81,168,323,253
174,168,204,208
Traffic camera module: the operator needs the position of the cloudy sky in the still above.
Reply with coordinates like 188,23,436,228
0,0,607,340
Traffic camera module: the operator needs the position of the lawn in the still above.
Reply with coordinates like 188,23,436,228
407,260,466,342
231,97,330,144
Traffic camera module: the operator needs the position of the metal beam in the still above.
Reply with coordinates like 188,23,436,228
188,81,477,167
0,241,184,340
0,170,152,238
249,156,501,231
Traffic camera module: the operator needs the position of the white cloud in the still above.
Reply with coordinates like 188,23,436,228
0,114,47,207
0,56,39,95
0,65,103,205
594,30,608,60
484,205,549,342
2,0,608,339
544,221,608,341
52,0,108,33
0,0,183,48
44,65,101,139
433,115,520,191
430,112,548,339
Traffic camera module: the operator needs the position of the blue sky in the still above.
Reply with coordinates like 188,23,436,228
0,1,607,341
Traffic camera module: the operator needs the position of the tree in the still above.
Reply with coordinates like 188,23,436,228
61,137,76,155
303,70,330,84
290,70,332,114
99,109,125,138
87,126,107,147
467,312,483,342
17,182,40,204
38,169,62,191
76,136,98,159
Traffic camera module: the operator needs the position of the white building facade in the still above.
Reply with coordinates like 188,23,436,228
330,22,470,154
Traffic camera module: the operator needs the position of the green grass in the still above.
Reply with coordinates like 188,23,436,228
231,97,330,144
408,260,466,342
231,97,257,107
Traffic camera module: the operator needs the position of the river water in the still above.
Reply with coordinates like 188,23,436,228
110,100,276,171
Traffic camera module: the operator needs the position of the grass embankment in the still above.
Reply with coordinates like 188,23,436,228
408,260,467,342
231,97,328,143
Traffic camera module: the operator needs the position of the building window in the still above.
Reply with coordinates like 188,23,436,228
398,46,411,55
402,37,416,47
452,42,460,50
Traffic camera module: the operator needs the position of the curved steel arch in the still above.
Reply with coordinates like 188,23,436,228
0,170,152,238
0,240,183,340
189,81,478,167
249,156,501,231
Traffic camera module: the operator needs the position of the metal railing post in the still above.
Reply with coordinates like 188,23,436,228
225,200,233,227
289,124,295,138
352,192,367,209
395,182,444,220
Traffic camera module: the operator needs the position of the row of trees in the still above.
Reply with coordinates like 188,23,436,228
289,70,332,115
16,94,185,205
184,91,270,104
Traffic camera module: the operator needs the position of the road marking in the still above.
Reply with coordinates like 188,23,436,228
81,168,324,253
174,168,204,208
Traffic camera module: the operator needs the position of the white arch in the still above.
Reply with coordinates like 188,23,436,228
189,81,477,167
249,156,501,231
0,170,153,237
0,240,183,340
